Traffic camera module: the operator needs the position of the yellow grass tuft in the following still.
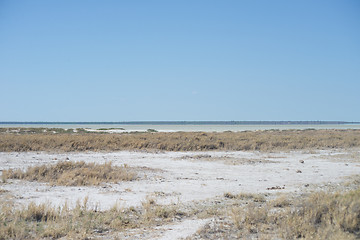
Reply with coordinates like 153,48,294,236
224,192,266,202
0,196,185,239
280,189,360,239
2,161,137,186
226,189,360,239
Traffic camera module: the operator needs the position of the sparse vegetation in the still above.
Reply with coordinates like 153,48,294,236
1,174,360,239
1,128,359,239
194,188,360,239
1,129,360,152
278,189,360,239
270,194,291,208
0,189,8,194
0,197,184,239
224,192,266,202
2,161,137,186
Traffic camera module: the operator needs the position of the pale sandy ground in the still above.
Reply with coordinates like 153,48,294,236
1,149,360,239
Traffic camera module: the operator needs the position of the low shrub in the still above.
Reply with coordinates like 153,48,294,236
2,161,136,186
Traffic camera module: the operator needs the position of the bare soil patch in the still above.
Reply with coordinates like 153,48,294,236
180,154,279,165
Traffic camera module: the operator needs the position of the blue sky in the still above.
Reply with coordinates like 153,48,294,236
1,1,359,121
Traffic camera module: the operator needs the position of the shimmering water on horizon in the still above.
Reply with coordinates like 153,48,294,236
1,123,360,132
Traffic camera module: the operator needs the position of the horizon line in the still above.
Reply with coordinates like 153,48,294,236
1,121,359,125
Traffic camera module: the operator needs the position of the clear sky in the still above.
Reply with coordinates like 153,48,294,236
1,1,359,122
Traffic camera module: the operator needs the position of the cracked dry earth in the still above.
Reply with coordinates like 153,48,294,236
0,149,360,239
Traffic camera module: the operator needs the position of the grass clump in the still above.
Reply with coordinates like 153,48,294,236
141,197,184,224
0,189,8,194
271,194,292,208
210,188,360,239
2,161,136,186
279,189,360,239
224,192,266,203
0,197,184,239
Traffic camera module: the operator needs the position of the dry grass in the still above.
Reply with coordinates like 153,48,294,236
1,186,359,239
270,194,292,208
1,129,360,152
224,192,266,202
279,190,360,239
0,189,8,194
0,197,184,239
2,161,137,186
141,197,184,224
195,188,360,239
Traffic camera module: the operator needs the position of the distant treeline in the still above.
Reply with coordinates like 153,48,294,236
0,121,359,125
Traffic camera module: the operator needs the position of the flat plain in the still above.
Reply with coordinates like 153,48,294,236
0,129,360,239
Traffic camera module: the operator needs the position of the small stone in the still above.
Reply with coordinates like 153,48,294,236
296,170,302,173
299,160,304,164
